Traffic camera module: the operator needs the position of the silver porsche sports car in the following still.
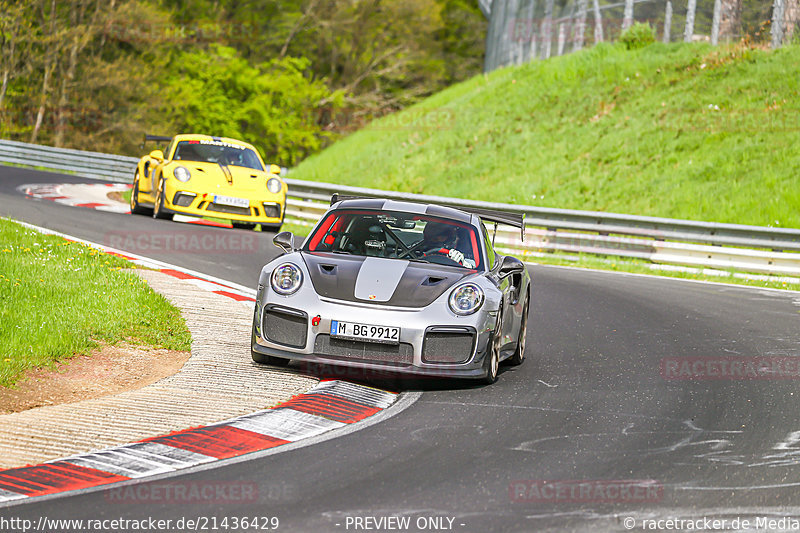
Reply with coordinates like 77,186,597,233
251,196,531,384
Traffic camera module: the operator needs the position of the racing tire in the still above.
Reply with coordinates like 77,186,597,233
152,178,172,220
260,223,283,233
129,171,152,215
251,350,291,367
481,308,502,384
507,294,529,366
232,222,257,230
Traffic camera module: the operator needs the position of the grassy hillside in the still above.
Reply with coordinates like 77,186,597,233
291,42,800,229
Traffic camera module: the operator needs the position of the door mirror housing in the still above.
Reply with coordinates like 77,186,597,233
497,255,525,278
273,231,296,254
269,164,281,175
149,149,164,161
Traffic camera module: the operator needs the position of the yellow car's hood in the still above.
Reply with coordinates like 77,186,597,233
169,161,276,193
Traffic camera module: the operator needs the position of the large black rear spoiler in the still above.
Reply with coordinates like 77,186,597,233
330,193,525,241
463,207,525,242
144,134,173,143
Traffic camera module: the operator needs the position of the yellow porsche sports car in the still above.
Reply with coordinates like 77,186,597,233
130,134,287,230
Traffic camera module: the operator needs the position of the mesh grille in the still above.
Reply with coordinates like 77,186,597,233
314,334,412,365
172,192,195,207
206,203,252,216
422,331,474,363
264,309,307,348
262,203,281,218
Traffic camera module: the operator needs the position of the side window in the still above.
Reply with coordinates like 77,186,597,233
165,139,176,160
481,223,496,270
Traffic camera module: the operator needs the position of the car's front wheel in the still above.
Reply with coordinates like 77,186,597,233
129,170,152,215
507,294,529,366
232,222,257,230
481,308,502,384
152,178,172,220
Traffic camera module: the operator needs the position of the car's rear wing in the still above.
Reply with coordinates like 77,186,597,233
330,193,525,242
461,207,525,242
144,134,173,143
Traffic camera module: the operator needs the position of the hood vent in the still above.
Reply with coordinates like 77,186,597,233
422,276,447,286
319,264,337,275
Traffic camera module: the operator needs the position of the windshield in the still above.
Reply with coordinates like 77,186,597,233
172,140,264,171
304,209,482,269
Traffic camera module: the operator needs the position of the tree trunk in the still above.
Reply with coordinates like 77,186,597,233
718,0,742,40
784,0,799,42
711,0,722,44
574,0,588,50
593,0,604,43
0,70,8,108
541,0,554,59
30,60,52,144
31,0,57,145
663,1,673,43
684,0,697,42
521,0,536,63
557,22,566,55
622,0,634,30
772,0,785,48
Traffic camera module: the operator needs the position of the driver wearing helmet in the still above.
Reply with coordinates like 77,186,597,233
421,221,476,268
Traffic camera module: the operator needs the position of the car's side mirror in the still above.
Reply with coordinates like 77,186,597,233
149,149,164,161
273,231,296,254
497,255,525,278
269,164,281,175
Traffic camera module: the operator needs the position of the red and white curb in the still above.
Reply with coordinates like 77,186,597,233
17,183,132,213
18,182,234,227
0,380,397,502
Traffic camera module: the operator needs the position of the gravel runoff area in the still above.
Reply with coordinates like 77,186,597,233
0,269,319,469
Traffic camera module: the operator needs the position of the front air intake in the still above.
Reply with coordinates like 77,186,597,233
262,306,307,348
422,327,476,364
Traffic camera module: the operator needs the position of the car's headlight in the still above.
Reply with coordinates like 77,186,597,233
173,165,191,182
271,263,302,295
266,177,282,194
448,283,484,315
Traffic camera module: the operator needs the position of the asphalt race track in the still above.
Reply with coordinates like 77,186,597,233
3,165,800,532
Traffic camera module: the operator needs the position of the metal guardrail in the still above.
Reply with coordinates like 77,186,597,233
2,138,800,278
0,139,137,183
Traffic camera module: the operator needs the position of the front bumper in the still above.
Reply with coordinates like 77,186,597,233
162,182,285,225
252,291,496,380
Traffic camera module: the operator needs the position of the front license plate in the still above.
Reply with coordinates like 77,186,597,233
214,195,249,208
330,320,400,345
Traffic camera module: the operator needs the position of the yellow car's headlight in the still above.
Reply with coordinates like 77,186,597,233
267,177,282,194
174,166,191,182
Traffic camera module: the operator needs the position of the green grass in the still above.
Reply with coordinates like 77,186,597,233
0,218,191,387
291,41,800,229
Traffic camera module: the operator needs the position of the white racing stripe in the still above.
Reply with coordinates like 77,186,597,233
354,257,408,302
